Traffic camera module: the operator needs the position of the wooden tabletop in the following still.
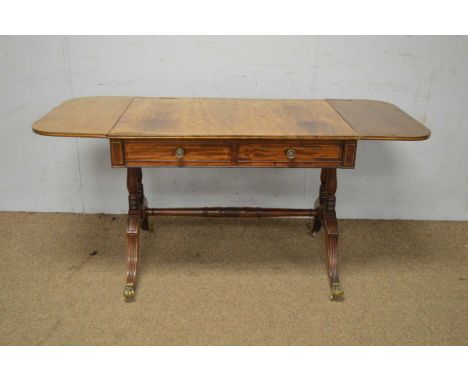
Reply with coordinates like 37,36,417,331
33,96,430,141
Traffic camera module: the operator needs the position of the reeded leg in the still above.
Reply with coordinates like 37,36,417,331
124,216,140,300
124,168,142,301
310,168,328,237
137,168,149,231
324,213,343,300
322,168,344,300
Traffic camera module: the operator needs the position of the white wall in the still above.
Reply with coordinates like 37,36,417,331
0,36,467,220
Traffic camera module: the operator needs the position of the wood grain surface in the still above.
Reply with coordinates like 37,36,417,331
124,141,231,162
237,143,341,162
110,97,356,140
32,96,135,138
32,96,431,141
327,99,431,140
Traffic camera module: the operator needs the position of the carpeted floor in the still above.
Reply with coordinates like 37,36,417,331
0,212,466,345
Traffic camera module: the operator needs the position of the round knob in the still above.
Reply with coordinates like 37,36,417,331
285,148,296,160
174,148,185,159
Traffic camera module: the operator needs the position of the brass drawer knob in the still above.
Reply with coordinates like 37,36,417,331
285,148,296,160
174,148,185,159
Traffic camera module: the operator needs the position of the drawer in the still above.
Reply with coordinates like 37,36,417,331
124,141,231,162
238,143,342,162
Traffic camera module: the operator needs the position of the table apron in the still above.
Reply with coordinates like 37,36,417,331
110,139,357,169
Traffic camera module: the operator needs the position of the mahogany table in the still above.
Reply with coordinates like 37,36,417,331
33,97,430,301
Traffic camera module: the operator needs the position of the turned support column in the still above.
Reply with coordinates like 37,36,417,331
137,168,149,231
310,168,328,236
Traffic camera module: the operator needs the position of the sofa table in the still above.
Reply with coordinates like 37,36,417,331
33,97,430,301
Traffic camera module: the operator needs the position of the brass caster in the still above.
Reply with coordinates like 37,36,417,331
330,282,344,300
123,283,135,300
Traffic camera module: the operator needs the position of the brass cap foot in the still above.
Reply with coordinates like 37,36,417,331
123,283,135,300
330,282,344,300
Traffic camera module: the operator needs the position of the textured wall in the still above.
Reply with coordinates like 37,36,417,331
0,36,466,219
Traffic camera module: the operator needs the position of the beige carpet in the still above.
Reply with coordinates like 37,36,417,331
0,212,466,345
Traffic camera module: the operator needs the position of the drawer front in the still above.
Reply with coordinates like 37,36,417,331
238,143,342,162
124,142,231,162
